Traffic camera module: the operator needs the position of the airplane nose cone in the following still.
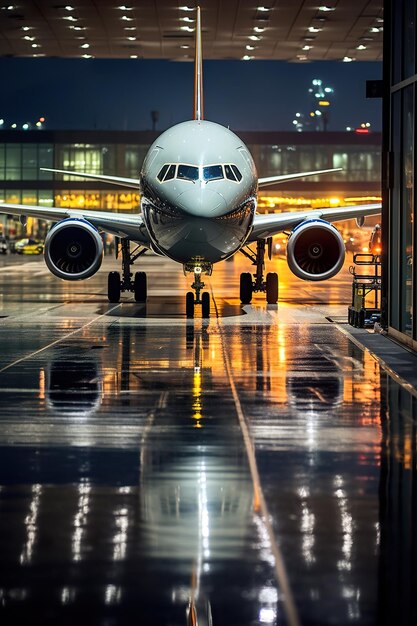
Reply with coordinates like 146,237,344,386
176,188,228,217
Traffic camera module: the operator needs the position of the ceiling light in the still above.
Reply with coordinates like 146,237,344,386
23,35,35,41
180,16,194,22
180,44,189,48
242,55,253,60
31,43,40,48
1,5,16,9
70,25,85,30
121,15,133,21
357,44,367,50
22,26,33,31
302,45,312,50
342,56,354,62
249,35,261,41
130,54,138,58
65,5,74,10
80,43,90,48
124,26,136,30
63,15,77,21
180,25,194,31
118,5,133,9
82,54,93,58
308,26,322,33
369,27,379,33
318,5,335,10
179,5,194,10
257,6,270,11
254,26,265,32
127,36,136,40
246,45,256,50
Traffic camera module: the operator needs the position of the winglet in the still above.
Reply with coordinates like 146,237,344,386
193,6,204,121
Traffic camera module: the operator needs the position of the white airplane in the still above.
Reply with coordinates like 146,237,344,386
0,7,380,317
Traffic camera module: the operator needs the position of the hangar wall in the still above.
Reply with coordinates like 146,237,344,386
384,0,416,350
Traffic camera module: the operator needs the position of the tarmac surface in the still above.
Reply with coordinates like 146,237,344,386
0,252,416,626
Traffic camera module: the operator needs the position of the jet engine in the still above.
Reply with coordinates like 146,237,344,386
286,219,345,281
44,219,103,280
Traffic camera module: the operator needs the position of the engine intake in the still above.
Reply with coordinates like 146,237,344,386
44,219,103,280
287,219,345,281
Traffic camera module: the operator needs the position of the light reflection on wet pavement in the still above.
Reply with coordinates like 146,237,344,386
0,255,415,625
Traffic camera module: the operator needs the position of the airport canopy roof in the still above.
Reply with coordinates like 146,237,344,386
0,1,383,62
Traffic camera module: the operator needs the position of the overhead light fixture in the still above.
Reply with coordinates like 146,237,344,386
130,54,138,58
257,6,270,11
82,54,93,58
118,5,133,9
318,5,335,11
308,26,322,33
121,15,133,21
63,15,77,21
1,5,16,10
253,26,265,32
69,25,86,30
23,35,35,41
64,5,74,10
249,35,261,41
22,26,33,31
127,36,136,40
242,55,253,60
302,45,312,50
246,45,256,50
180,25,194,31
369,27,379,33
80,43,90,48
180,44,189,48
124,26,136,30
342,56,354,62
31,43,40,48
180,16,194,22
179,5,194,10
357,44,367,50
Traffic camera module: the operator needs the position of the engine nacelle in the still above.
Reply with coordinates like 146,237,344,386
44,219,103,280
287,219,345,281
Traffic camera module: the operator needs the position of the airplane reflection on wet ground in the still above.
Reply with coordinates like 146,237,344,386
0,254,416,626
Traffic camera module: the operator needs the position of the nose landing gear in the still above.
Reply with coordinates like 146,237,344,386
240,238,279,304
184,262,212,318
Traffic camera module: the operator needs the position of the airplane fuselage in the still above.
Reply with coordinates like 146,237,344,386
140,120,258,265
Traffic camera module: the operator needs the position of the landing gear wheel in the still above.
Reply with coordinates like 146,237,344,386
201,292,210,318
266,272,278,304
240,272,253,304
134,271,147,302
186,291,195,318
108,271,121,303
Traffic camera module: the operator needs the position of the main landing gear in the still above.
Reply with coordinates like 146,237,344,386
184,262,212,318
108,238,147,303
239,239,278,305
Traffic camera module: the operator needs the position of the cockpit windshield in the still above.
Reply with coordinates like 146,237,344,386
157,163,242,184
177,164,199,182
202,165,224,181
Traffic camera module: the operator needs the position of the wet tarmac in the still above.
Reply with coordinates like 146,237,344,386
0,253,416,626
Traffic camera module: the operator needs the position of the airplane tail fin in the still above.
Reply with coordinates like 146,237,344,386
193,6,204,121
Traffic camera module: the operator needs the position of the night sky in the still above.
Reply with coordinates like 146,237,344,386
0,58,382,132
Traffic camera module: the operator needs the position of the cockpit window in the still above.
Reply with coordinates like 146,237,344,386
224,164,237,181
177,164,199,182
164,164,176,181
231,165,242,181
203,165,224,182
157,164,169,182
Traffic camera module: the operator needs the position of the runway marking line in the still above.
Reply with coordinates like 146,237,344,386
0,304,121,374
211,288,301,626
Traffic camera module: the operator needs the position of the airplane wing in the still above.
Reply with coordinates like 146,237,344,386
0,202,151,246
41,168,140,189
258,167,342,188
249,203,381,241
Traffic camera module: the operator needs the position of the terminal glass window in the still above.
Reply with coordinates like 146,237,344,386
400,85,414,336
177,164,199,182
203,165,223,181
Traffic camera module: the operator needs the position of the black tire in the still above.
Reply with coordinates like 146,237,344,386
266,272,278,304
201,291,210,318
134,271,147,302
186,291,195,318
108,271,121,303
240,272,253,304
